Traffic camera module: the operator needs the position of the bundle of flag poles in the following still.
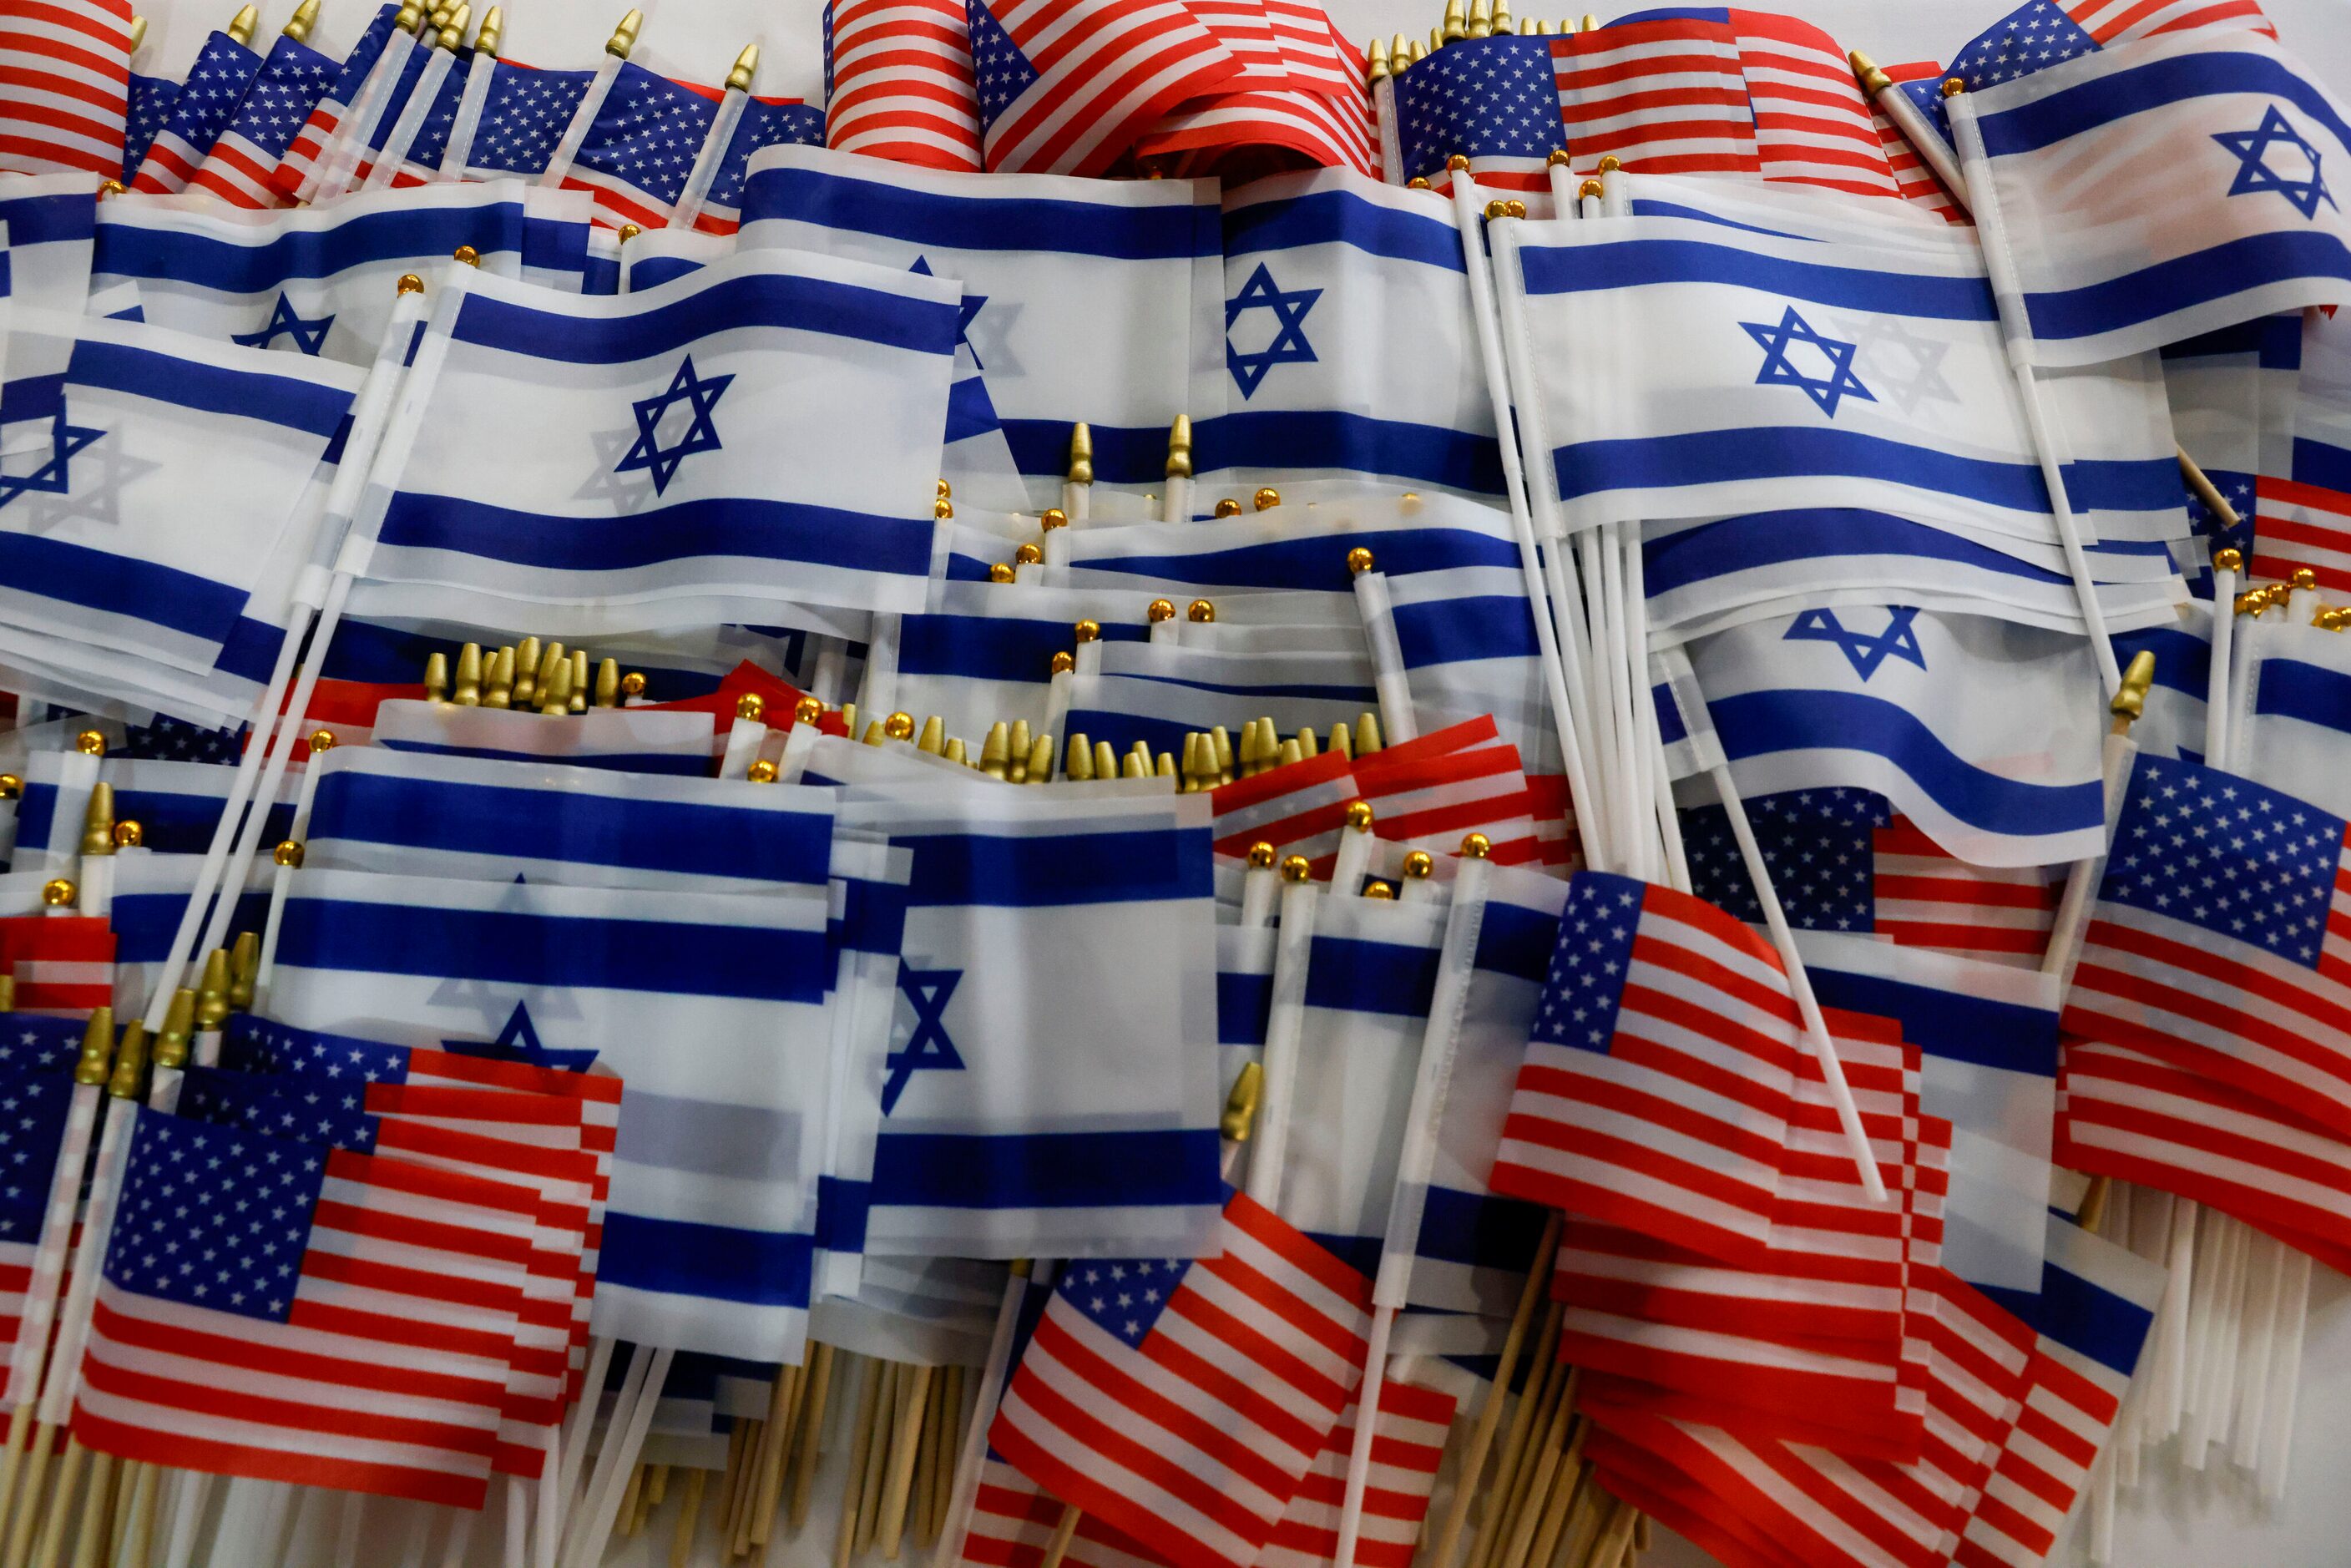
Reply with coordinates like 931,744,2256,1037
0,0,2348,1565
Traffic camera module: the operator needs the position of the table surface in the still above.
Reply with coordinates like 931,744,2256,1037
117,1,2351,1563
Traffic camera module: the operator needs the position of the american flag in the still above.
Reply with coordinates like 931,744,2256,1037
119,68,175,181
1724,7,1901,198
687,95,826,235
1209,747,1357,864
1866,58,1963,222
1262,0,1352,99
127,27,260,193
1390,34,1565,194
1253,1378,1458,1568
1490,870,1804,1264
963,1453,1175,1568
0,1017,93,1076
824,0,987,172
453,58,589,180
1187,0,1286,84
74,1109,539,1507
0,0,133,178
2064,0,2275,45
1346,716,1544,869
0,918,115,1014
2058,1039,2351,1272
1550,15,1761,178
1133,78,1374,177
182,31,336,208
557,59,722,230
112,714,243,763
267,2,404,200
2255,475,2351,595
964,0,1244,175
1899,0,2100,148
0,1070,79,1407
988,1192,1373,1568
2060,753,2351,1141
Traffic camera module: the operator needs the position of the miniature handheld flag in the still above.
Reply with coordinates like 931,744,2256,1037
0,0,134,178
963,0,1242,175
823,0,986,172
125,23,261,193
183,27,339,208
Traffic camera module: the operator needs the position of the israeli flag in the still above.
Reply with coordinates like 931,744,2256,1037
1373,563,1558,774
1490,212,2185,546
737,143,1225,497
342,247,960,636
0,308,358,685
1796,930,2061,1293
11,756,292,865
1061,640,1379,766
93,181,598,366
837,787,1223,1259
2236,618,2351,817
1202,169,1501,497
1951,30,2351,365
0,177,97,458
1681,604,2106,867
267,867,836,1361
1040,488,1524,594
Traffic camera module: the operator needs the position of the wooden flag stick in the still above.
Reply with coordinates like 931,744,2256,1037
1467,1302,1568,1568
1039,1503,1082,1568
615,1466,645,1540
877,1364,935,1560
1425,1210,1562,1568
927,1363,963,1547
749,1362,805,1548
788,1343,838,1533
1493,1367,1580,1568
833,1358,886,1568
62,1449,109,1568
855,1363,903,1553
914,1365,948,1548
668,1469,707,1568
1519,1416,1588,1568
715,1418,752,1551
26,1437,88,1568
729,1399,777,1554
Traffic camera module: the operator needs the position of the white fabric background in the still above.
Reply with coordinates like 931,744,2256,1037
118,1,2351,1563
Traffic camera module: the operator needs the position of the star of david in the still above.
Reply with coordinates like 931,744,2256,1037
441,1000,599,1072
1784,606,1928,681
1828,313,1956,417
1741,305,1875,418
2213,105,2335,220
230,293,335,356
0,414,105,518
882,968,965,1116
1224,262,1322,401
911,258,989,369
614,355,733,496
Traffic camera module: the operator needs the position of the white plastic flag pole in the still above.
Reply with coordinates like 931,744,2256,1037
930,1263,1034,1568
1369,38,1403,185
437,5,503,175
536,10,639,192
2208,549,2241,762
670,44,758,232
300,7,423,203
360,13,463,193
2040,654,2155,991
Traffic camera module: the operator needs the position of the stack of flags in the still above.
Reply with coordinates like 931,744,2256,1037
7,0,2351,1565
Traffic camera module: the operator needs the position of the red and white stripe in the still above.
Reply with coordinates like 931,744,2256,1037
1133,79,1373,175
1255,1377,1457,1568
0,918,115,1014
1211,747,1357,863
1726,8,1900,199
1867,59,1964,223
273,22,415,202
2063,821,2351,1142
2252,475,2351,595
1489,877,1804,1263
1872,817,2059,967
0,0,131,178
962,1455,1169,1568
1550,18,1762,179
1262,1,1355,100
1347,719,1544,869
975,0,1243,176
989,1192,1372,1568
186,124,295,206
2063,0,2276,46
2058,1039,2351,1267
827,0,986,172
75,1136,536,1508
1186,0,1287,85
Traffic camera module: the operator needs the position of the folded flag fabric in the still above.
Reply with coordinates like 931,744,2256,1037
0,914,114,1013
1390,34,1566,195
963,0,1243,175
365,701,720,776
180,28,340,207
680,96,825,236
125,24,261,194
1551,14,1762,180
0,1068,78,1408
823,0,987,172
1724,8,1904,198
0,0,133,178
2232,617,2351,817
0,174,99,455
342,247,958,635
1255,1376,1459,1568
75,1107,536,1507
988,1191,1373,1568
267,3,404,200
11,755,292,859
453,54,591,180
1949,28,2351,364
549,59,724,232
119,66,174,181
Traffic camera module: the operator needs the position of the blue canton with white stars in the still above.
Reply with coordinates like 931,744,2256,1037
0,1019,89,1077
2183,465,2257,563
401,56,475,172
617,357,733,495
703,100,825,216
1530,872,1645,1056
964,2,1039,132
2213,105,2337,220
1784,606,1928,681
0,1073,73,1245
470,63,592,176
114,716,244,763
1393,36,1565,184
217,36,337,163
103,1113,330,1324
145,32,264,170
224,1014,415,1085
1682,789,1886,934
1743,306,1875,418
1057,1255,1193,1346
1903,1,2098,140
179,1065,379,1153
1225,263,1321,400
2098,755,2345,967
574,62,720,209
121,75,180,181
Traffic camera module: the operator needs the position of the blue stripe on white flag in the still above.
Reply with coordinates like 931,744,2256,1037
1221,187,1465,271
374,493,937,579
599,1212,813,1309
92,201,528,294
2020,232,2351,346
68,337,355,439
0,533,248,643
737,163,1218,261
1193,411,1504,497
1303,935,1442,1019
1515,237,1998,321
373,738,711,776
894,827,1212,908
2254,655,2351,731
448,269,960,362
1800,962,2058,1078
1972,46,2351,159
868,1130,1223,1213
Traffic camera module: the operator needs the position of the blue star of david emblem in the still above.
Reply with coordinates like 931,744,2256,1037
1225,263,1322,401
2213,105,2335,219
1784,606,1927,681
440,1000,599,1072
911,257,988,369
0,414,104,513
882,969,965,1115
230,293,335,356
1742,306,1875,418
615,355,733,496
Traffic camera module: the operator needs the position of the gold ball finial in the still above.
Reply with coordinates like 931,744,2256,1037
1253,487,1282,512
1547,148,1572,167
1504,200,1528,219
1364,880,1398,899
1446,154,1471,172
989,562,1018,583
1248,842,1277,869
934,497,955,520
1279,854,1312,883
2293,567,2318,590
0,775,18,801
1345,800,1375,832
1014,543,1044,565
1578,177,1605,199
1213,498,1244,518
41,879,74,908
453,244,481,266
309,728,336,754
1597,154,1620,173
1187,599,1216,624
1049,650,1076,675
1041,508,1069,530
1347,546,1376,576
397,272,426,296
746,759,780,783
1148,599,1177,624
2213,546,2244,573
617,222,642,243
1074,619,1102,644
794,695,823,725
99,178,126,197
619,670,647,698
1942,77,1965,97
1461,832,1493,859
113,822,142,848
1402,850,1435,880
884,711,916,741
736,693,766,722
273,839,306,867
1408,176,1431,190
1485,198,1510,220
75,729,105,756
